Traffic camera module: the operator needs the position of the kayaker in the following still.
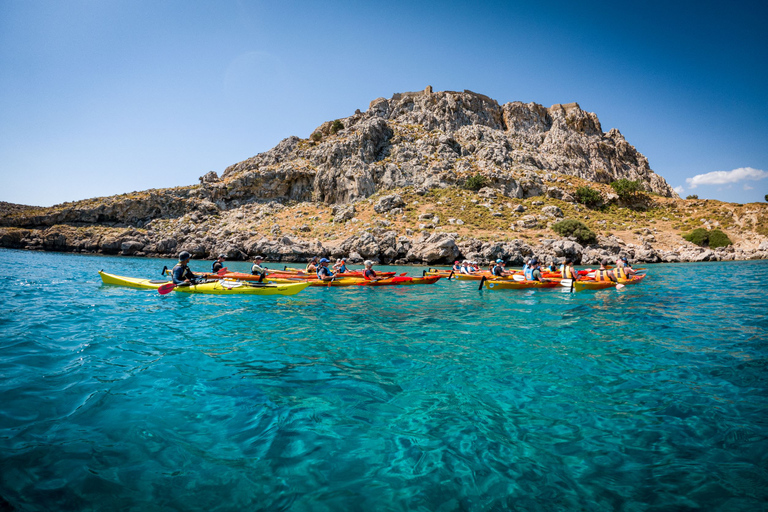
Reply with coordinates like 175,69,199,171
560,258,577,279
316,258,335,282
211,254,226,273
172,251,198,285
593,259,617,283
251,256,269,282
614,256,636,279
472,261,480,272
491,259,507,277
332,258,343,272
525,258,543,281
363,260,380,281
306,256,319,273
337,259,349,274
547,260,557,273
460,260,473,274
452,260,461,272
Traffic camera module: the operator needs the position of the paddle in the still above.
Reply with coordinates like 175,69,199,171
478,276,486,290
448,271,454,280
157,282,176,294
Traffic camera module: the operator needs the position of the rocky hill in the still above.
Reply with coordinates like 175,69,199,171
1,87,767,265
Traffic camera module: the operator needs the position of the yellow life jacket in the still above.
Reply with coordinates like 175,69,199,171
614,267,628,280
560,265,576,279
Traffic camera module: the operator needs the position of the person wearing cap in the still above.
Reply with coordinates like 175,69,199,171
305,256,319,274
171,251,198,285
524,258,543,281
593,259,617,283
251,256,269,282
362,260,381,281
491,259,507,277
560,258,577,279
523,257,538,279
316,258,335,281
211,254,226,273
452,260,461,272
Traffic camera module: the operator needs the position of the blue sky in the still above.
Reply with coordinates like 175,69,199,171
1,0,766,206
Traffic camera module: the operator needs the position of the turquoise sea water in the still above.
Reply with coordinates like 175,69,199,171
1,248,767,511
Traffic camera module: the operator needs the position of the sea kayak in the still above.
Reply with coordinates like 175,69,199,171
357,276,441,286
99,271,310,296
573,274,646,292
483,279,560,290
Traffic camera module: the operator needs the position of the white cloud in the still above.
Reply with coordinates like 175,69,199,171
743,184,754,190
674,185,685,195
686,167,768,188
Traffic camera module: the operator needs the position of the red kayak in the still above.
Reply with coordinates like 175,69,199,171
357,276,441,286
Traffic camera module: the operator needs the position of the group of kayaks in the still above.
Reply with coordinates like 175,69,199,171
423,267,647,292
99,264,645,296
98,265,444,296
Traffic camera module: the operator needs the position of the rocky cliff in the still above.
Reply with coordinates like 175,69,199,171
2,88,767,265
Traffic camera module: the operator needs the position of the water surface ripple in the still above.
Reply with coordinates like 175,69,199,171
0,249,766,511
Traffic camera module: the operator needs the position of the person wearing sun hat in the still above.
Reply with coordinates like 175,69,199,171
316,258,335,282
171,251,198,285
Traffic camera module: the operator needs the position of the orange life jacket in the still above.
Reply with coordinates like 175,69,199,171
594,269,613,282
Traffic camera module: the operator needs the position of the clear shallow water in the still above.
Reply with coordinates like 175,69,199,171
1,249,767,511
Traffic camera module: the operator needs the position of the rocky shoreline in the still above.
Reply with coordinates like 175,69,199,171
2,220,766,266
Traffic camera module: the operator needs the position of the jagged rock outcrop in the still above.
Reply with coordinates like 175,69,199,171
213,87,676,207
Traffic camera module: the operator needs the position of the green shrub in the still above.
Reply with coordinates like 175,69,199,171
765,194,767,202
708,229,732,248
574,186,602,207
464,174,489,191
330,120,344,135
683,228,708,246
310,131,322,142
610,179,642,200
683,228,732,248
686,194,699,200
552,219,597,245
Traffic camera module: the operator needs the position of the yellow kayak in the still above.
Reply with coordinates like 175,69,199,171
99,271,310,296
573,274,647,292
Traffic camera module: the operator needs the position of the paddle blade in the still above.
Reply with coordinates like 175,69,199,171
217,268,228,276
157,282,176,295
512,274,525,281
399,272,407,276
559,279,572,287
616,283,625,290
